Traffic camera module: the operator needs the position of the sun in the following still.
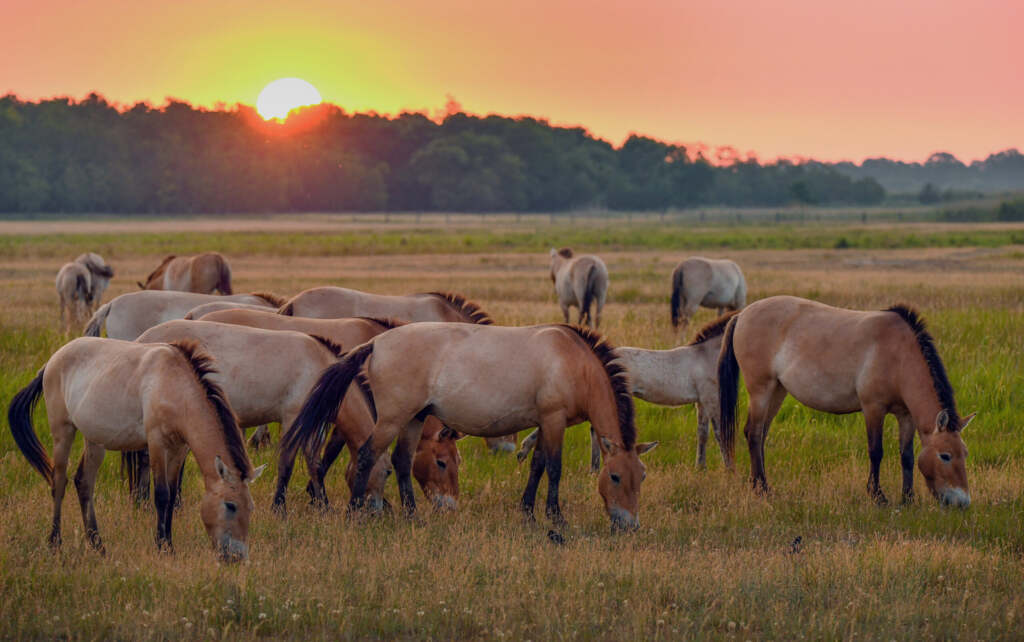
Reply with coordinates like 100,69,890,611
256,78,322,120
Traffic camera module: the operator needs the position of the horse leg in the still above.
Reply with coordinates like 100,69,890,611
272,437,300,515
589,426,601,473
148,440,184,553
539,416,568,526
74,441,107,553
248,424,272,450
702,390,731,471
520,442,547,520
897,411,916,504
863,405,888,505
743,381,786,494
560,302,570,324
391,420,425,518
350,417,405,511
128,450,151,506
695,403,709,470
47,417,76,549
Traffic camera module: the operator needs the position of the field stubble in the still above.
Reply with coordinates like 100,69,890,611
0,222,1022,639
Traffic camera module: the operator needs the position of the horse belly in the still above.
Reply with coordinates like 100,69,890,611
776,365,861,414
431,393,537,437
66,391,147,451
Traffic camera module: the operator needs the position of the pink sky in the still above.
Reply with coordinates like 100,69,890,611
2,0,1020,162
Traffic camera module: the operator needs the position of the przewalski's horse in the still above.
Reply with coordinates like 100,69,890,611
281,323,657,531
84,290,285,340
519,313,738,471
548,248,609,328
138,252,233,294
55,262,93,333
279,287,493,325
718,296,974,506
184,301,284,320
7,338,263,561
73,252,114,309
670,257,745,341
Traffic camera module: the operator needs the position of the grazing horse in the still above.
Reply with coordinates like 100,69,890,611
138,252,233,294
73,252,114,309
55,262,93,333
7,338,263,561
281,323,657,531
184,301,285,320
279,287,493,324
549,248,609,328
718,296,974,506
670,257,745,341
519,313,737,471
84,290,285,340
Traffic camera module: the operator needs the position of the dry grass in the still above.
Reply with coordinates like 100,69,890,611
1,222,1022,640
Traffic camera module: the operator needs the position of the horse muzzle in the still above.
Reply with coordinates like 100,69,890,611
609,508,638,533
432,495,458,512
939,487,970,509
218,536,248,563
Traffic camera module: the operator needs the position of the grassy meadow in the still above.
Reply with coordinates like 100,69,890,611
1,217,1022,639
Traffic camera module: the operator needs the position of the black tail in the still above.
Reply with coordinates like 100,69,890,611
580,264,598,325
120,450,148,498
7,370,53,485
717,314,740,468
216,257,233,295
279,341,375,462
670,266,684,328
75,273,89,302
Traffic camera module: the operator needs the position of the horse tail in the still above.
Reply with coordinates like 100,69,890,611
717,314,740,468
7,369,53,486
279,341,375,463
580,263,598,325
74,272,89,302
670,265,685,329
216,256,233,295
83,301,111,337
120,450,147,495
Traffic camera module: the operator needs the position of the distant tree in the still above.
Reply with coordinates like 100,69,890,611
918,182,942,204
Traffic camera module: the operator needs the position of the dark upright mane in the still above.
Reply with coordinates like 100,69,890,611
427,292,494,325
687,311,740,346
308,334,346,358
557,247,574,258
885,304,961,430
142,255,176,285
169,340,252,476
562,325,636,449
278,301,295,316
250,291,287,307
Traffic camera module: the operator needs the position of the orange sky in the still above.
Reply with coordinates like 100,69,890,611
3,0,1020,162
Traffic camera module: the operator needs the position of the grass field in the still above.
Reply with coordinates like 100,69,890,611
1,217,1022,639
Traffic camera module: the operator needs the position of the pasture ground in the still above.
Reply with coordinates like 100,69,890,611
1,217,1022,640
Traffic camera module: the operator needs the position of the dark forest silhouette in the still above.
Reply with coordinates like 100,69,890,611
0,93,1019,214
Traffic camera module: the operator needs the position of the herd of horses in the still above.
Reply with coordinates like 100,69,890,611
12,248,972,562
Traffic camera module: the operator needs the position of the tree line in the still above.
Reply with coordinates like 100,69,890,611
1,93,893,214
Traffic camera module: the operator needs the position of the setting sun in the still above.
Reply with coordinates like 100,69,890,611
256,78,322,120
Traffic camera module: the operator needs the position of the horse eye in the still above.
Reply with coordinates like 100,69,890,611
385,469,393,477
436,459,447,470
610,473,621,484
223,501,237,514
939,453,952,463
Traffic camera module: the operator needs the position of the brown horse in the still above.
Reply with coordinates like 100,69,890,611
279,287,493,324
281,323,657,531
138,252,233,294
7,338,263,561
718,296,973,506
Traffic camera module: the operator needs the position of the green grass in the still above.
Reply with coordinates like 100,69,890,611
1,220,1022,639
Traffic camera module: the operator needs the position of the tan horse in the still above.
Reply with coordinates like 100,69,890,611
718,296,974,506
138,252,233,294
55,262,93,333
670,257,746,341
7,338,263,561
185,310,465,511
549,248,609,327
74,252,115,309
279,288,493,324
519,313,737,470
281,323,657,531
184,301,284,320
84,290,285,340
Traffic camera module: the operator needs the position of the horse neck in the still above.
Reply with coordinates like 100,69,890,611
178,398,244,485
582,362,627,447
897,346,945,435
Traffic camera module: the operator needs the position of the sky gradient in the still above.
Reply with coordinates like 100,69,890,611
3,0,1020,163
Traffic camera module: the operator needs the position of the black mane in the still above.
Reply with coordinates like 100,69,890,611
562,325,636,449
308,334,346,358
427,292,494,325
687,311,739,346
169,340,252,477
885,304,961,430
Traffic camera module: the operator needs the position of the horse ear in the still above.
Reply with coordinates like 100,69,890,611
439,426,463,441
959,412,977,432
246,464,266,484
215,455,230,481
599,436,619,456
635,441,659,456
935,409,950,432
136,281,145,289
